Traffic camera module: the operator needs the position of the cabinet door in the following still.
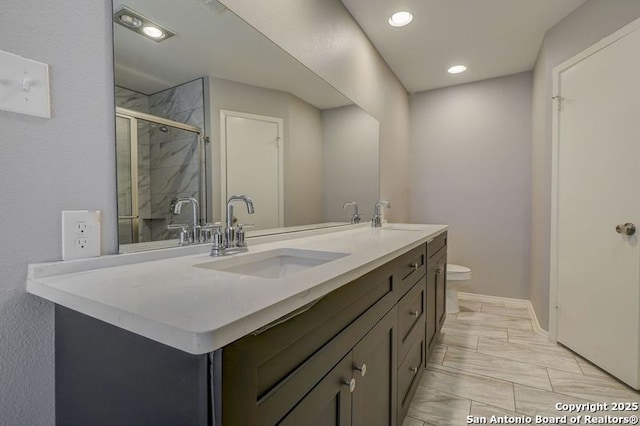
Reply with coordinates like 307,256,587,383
278,354,353,426
425,259,437,358
352,307,398,426
435,251,447,331
397,324,426,424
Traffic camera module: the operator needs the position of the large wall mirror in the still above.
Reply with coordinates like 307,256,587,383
113,0,380,252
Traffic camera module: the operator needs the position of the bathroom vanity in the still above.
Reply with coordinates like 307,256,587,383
27,225,447,425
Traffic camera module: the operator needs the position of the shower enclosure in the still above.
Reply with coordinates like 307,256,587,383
115,106,206,245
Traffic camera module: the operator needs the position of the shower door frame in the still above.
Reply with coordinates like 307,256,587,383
115,106,204,244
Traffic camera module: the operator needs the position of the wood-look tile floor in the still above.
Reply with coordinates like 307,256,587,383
404,294,640,426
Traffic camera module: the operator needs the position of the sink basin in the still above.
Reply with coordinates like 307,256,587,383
194,248,349,279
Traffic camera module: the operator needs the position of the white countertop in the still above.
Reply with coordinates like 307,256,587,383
27,223,447,354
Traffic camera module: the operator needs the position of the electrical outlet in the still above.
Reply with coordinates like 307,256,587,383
74,238,88,249
62,210,101,260
76,222,88,233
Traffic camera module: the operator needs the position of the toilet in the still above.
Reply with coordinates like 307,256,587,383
446,264,472,313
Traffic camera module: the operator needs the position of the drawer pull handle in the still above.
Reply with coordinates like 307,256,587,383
344,378,356,393
354,363,367,377
410,367,418,374
411,263,419,271
410,310,420,317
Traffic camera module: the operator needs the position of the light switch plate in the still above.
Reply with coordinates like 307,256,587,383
0,49,51,118
62,210,101,261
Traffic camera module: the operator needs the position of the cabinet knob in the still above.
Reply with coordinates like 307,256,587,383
411,263,419,271
410,367,419,374
436,269,443,274
343,378,356,393
354,363,367,377
410,310,420,317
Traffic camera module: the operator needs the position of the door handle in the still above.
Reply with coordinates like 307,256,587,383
616,223,636,236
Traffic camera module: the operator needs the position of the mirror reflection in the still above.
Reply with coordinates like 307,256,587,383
113,0,380,252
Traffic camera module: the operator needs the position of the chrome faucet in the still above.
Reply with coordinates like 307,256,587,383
211,195,255,256
171,197,200,244
343,201,362,224
371,201,391,228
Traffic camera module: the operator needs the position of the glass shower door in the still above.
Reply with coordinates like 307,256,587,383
115,115,139,244
115,107,204,247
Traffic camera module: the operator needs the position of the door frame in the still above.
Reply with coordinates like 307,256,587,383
549,17,640,342
220,110,284,227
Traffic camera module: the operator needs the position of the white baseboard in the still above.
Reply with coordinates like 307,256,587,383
457,292,548,335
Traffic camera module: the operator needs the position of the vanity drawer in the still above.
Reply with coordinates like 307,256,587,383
222,260,397,426
397,276,426,363
427,231,447,258
397,322,425,423
394,244,426,296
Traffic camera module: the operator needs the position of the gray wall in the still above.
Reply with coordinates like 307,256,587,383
220,0,411,222
530,0,640,330
410,72,532,300
287,96,324,226
0,0,117,425
322,105,380,222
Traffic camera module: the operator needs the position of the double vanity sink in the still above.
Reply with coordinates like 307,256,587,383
28,223,446,353
27,223,448,425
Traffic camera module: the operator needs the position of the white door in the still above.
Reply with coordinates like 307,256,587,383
554,21,640,388
222,111,283,230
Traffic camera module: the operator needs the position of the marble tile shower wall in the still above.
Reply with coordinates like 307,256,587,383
148,79,204,240
114,80,204,242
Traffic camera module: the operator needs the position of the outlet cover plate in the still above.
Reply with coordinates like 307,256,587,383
62,210,101,260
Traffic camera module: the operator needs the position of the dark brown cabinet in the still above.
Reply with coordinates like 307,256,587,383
221,258,398,426
426,232,448,358
435,250,447,330
54,231,448,426
398,322,425,421
352,307,397,426
280,306,397,426
279,354,354,426
426,258,438,356
221,245,432,426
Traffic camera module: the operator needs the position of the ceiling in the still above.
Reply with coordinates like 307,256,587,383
341,0,586,93
112,0,351,109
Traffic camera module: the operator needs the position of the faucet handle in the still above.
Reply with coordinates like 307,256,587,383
235,223,254,248
210,228,224,255
167,224,190,246
199,222,223,243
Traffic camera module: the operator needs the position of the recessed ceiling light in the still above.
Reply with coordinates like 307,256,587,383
388,11,413,27
113,6,175,42
118,14,142,28
142,26,165,39
448,65,467,74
